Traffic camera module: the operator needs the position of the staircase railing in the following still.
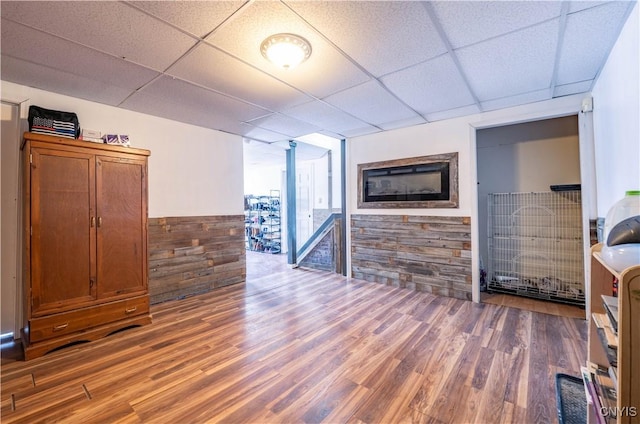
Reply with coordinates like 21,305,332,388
296,212,342,270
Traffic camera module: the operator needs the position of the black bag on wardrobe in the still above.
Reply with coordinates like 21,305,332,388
28,105,80,139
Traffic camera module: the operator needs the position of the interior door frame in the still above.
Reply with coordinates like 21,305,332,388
469,97,595,320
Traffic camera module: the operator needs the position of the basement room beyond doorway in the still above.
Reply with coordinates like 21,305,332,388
243,134,343,276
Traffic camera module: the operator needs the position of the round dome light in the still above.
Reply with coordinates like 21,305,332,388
261,33,312,70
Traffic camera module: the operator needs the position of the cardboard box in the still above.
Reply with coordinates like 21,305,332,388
81,128,101,139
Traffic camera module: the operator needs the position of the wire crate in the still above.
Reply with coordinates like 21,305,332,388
487,190,585,306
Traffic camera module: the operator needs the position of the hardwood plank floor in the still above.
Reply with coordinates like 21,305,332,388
481,292,585,320
1,252,587,423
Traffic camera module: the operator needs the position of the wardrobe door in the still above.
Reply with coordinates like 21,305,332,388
95,156,148,299
30,148,96,315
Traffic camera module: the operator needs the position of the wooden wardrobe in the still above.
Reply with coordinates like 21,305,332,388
21,132,151,360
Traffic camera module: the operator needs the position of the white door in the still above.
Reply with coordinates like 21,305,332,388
296,163,314,247
1,101,21,337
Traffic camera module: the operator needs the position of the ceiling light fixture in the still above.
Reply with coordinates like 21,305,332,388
260,33,312,70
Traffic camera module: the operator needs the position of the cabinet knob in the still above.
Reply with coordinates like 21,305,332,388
125,307,137,314
91,217,96,227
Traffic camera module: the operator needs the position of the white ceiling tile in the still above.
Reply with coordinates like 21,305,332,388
246,139,329,164
205,1,370,98
120,76,268,130
167,43,312,111
244,141,286,167
568,2,609,14
1,1,197,71
129,1,246,39
557,1,634,85
426,104,481,122
480,88,552,113
341,126,382,138
285,141,329,161
0,0,632,147
247,113,322,139
432,1,562,49
281,100,370,135
0,55,133,106
554,80,594,97
457,19,559,101
382,54,476,115
287,1,446,77
236,124,291,144
1,19,159,90
314,129,345,140
378,116,428,131
324,81,420,126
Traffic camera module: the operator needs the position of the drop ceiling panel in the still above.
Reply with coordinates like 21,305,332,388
341,126,383,138
236,123,291,144
244,141,286,167
0,1,197,71
205,0,370,98
287,1,446,77
324,81,420,126
167,43,312,111
1,19,159,91
1,56,133,106
315,129,345,140
480,88,552,113
128,1,246,39
554,80,593,97
432,1,562,49
282,100,371,135
382,54,476,115
248,113,321,139
0,1,633,146
556,2,633,85
378,116,429,131
426,104,481,122
457,19,558,102
299,142,330,160
121,76,269,130
568,2,609,13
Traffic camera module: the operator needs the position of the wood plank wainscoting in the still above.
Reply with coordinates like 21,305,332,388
351,214,472,300
148,215,246,304
1,260,587,423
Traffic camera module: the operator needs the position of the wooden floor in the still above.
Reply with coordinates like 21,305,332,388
481,292,586,320
1,252,588,423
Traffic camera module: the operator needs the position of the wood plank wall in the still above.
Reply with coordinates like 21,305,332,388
148,216,246,304
351,214,472,300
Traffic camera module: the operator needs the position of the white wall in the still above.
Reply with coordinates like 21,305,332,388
477,117,580,194
591,2,640,216
244,164,284,197
1,81,245,218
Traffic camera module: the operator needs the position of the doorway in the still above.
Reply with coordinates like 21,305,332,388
476,116,586,318
296,162,314,247
243,134,343,282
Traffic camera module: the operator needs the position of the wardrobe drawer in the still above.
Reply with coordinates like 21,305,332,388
29,296,149,342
